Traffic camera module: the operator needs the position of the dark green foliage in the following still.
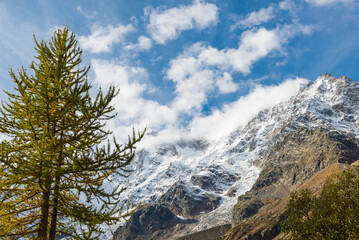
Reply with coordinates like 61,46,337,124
283,168,359,240
0,27,144,239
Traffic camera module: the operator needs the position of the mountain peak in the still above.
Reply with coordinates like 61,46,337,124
314,73,355,85
320,73,335,79
305,73,357,97
338,75,354,83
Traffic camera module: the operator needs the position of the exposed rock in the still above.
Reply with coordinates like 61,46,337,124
176,224,231,240
115,203,183,240
160,181,221,217
225,187,237,197
232,192,264,224
224,163,353,240
228,127,359,239
166,162,185,178
190,164,240,192
254,128,359,191
156,145,178,156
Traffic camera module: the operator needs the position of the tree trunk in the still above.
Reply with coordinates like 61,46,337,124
49,131,63,240
37,178,52,239
49,175,60,240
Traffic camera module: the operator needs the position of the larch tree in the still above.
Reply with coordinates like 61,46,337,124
283,168,359,239
0,27,144,239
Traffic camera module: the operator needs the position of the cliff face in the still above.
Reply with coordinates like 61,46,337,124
225,128,359,240
115,74,359,240
223,162,355,240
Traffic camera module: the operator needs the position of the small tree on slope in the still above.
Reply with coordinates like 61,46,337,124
283,168,359,239
0,27,144,240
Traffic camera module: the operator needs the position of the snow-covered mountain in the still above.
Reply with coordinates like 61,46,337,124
115,74,359,239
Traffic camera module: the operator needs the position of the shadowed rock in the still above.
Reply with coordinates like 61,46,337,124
160,181,221,217
115,204,184,240
190,164,240,193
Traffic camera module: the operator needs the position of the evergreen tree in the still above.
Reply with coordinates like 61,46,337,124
283,168,359,240
0,27,144,239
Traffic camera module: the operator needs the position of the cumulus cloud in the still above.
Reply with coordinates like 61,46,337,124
91,59,146,100
146,0,218,44
165,23,312,118
125,35,152,51
216,72,238,94
232,6,275,30
172,68,216,113
79,24,134,54
166,27,281,114
305,0,354,6
201,28,282,73
91,59,176,135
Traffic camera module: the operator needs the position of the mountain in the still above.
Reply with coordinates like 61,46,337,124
115,74,359,240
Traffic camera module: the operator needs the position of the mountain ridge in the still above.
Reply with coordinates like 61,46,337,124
115,73,359,240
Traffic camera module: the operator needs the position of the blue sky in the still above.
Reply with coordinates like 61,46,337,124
0,0,358,145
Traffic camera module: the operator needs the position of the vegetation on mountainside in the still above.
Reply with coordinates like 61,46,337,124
283,168,359,240
0,26,144,239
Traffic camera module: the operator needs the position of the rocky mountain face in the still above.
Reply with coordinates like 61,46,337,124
115,74,359,240
223,161,356,240
224,128,359,240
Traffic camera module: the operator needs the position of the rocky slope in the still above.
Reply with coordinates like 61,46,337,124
115,74,359,240
224,128,359,240
223,161,356,240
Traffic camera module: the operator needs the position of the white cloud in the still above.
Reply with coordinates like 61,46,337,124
125,35,152,51
232,6,275,30
279,0,296,11
166,43,219,113
305,0,354,6
231,1,300,31
165,24,311,118
189,77,309,140
91,59,147,109
172,68,216,113
146,1,218,44
166,28,281,108
84,19,313,150
79,24,134,54
137,128,192,150
200,27,282,73
136,77,309,150
91,59,177,136
90,59,310,149
216,72,238,94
